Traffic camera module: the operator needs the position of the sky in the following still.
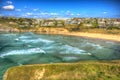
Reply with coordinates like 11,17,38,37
0,0,120,18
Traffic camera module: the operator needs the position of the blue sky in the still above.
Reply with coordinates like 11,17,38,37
0,0,120,18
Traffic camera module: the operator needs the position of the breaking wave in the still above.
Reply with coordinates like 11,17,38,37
60,45,86,54
0,48,46,58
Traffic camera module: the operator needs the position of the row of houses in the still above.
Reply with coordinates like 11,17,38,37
0,17,120,29
36,18,120,28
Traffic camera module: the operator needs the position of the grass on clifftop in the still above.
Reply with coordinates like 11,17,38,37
3,60,120,80
79,28,120,35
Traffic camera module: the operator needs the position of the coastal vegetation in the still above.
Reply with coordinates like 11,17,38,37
0,17,120,35
3,60,120,80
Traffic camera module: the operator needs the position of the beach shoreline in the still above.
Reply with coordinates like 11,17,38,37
0,27,120,42
35,28,120,42
61,32,120,42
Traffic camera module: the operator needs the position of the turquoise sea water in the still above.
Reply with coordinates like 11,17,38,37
0,32,120,79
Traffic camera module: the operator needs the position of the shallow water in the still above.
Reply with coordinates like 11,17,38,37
0,32,120,79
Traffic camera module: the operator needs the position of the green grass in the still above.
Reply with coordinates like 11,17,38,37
3,60,120,80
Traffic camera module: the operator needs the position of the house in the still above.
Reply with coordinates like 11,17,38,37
41,20,55,27
113,19,120,26
57,21,64,27
65,19,72,24
97,18,107,28
98,21,106,28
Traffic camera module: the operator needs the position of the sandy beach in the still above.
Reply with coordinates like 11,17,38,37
36,28,120,42
0,27,120,42
63,32,120,42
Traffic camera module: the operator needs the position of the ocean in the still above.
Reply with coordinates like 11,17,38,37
0,32,120,80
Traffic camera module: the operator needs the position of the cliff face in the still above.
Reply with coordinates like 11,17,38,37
0,25,69,34
36,27,69,34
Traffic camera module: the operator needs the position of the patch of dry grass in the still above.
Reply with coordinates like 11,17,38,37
80,28,120,35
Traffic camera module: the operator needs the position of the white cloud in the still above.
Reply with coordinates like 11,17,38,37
41,12,49,15
26,13,33,15
71,13,74,16
103,12,107,14
33,16,37,18
7,1,12,4
3,5,14,10
16,9,21,12
65,10,74,16
66,13,74,16
32,12,59,18
50,13,58,16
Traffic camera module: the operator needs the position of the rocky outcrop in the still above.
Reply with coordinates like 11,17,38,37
36,27,69,34
0,27,69,34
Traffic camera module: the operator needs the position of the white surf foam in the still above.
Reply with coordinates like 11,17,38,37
87,53,92,55
105,41,114,44
20,38,54,44
14,36,30,41
60,45,86,54
15,38,20,41
17,63,23,66
18,36,30,39
38,38,54,43
85,42,103,49
21,38,41,43
0,48,46,58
